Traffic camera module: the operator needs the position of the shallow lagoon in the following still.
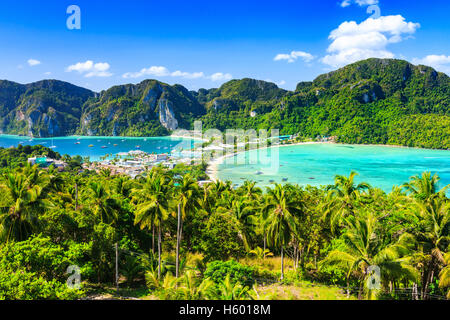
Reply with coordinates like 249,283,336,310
217,143,450,192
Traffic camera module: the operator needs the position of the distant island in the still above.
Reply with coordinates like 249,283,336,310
0,58,449,149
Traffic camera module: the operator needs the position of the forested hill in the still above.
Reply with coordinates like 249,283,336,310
0,58,449,149
201,58,450,149
0,80,94,137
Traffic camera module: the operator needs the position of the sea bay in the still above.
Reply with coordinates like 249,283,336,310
0,134,197,161
216,143,450,192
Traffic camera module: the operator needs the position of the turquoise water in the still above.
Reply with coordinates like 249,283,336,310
217,143,450,192
0,135,196,161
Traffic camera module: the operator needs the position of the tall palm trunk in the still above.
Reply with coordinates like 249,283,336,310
293,245,297,271
263,232,266,259
75,182,78,211
280,246,284,281
152,225,155,253
158,222,162,279
346,280,350,298
421,258,435,300
176,203,181,279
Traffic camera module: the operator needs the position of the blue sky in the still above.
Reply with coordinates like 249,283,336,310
0,0,449,92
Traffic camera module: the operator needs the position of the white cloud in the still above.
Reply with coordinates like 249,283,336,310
413,55,450,74
123,66,232,82
209,72,233,82
44,72,52,76
123,67,206,79
340,0,379,7
28,59,41,66
123,66,170,79
322,15,420,68
66,60,112,77
274,51,314,63
170,70,205,79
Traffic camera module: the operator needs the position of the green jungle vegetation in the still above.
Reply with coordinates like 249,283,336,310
0,145,448,300
0,58,449,149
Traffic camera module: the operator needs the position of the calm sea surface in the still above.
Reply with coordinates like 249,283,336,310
0,135,197,161
217,143,450,192
2,136,449,192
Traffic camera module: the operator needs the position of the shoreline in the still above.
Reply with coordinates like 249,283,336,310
169,134,208,142
205,141,330,181
205,141,450,181
0,133,447,151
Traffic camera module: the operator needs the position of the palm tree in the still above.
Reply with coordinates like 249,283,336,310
237,180,262,201
217,197,256,251
438,251,450,299
263,184,302,280
257,194,272,257
322,171,371,234
0,171,50,242
402,172,448,203
403,172,449,299
321,210,418,300
114,175,133,198
217,274,250,300
85,181,120,224
132,169,173,278
44,165,65,193
203,180,232,209
99,168,112,178
249,246,274,260
173,174,201,278
407,194,449,299
179,270,215,300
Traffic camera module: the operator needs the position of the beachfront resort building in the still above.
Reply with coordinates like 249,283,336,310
28,157,67,171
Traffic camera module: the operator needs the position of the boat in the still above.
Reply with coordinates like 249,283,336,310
50,139,56,149
75,142,81,145
113,144,118,147
135,145,141,149
101,146,108,149
89,144,94,148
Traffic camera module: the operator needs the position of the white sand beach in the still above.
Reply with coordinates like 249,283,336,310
205,141,331,181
